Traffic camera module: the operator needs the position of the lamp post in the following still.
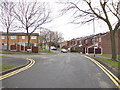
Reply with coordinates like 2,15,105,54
90,15,96,57
93,18,96,57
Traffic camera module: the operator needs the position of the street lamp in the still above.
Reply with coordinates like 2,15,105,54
90,15,96,57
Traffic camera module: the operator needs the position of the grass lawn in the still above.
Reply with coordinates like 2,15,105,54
0,64,16,72
40,48,57,54
118,55,120,60
97,54,120,60
94,57,119,71
0,50,41,55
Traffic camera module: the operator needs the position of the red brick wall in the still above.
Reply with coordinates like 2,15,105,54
101,31,120,54
0,36,18,45
0,35,39,45
101,33,112,54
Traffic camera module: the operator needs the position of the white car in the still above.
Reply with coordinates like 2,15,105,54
51,46,57,50
61,49,67,53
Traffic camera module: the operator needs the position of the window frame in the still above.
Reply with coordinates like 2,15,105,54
85,40,88,44
22,36,25,39
99,37,101,42
31,36,37,39
1,36,5,39
11,36,16,39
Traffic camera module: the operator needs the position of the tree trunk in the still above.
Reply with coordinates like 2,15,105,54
6,29,9,51
110,30,117,60
26,28,31,49
48,44,50,52
48,33,52,52
44,43,46,49
27,35,31,49
48,42,51,52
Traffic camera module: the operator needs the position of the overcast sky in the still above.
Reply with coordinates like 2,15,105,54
0,0,118,40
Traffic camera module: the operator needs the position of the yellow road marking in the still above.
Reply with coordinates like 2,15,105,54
0,58,35,80
94,59,120,83
83,55,120,88
95,61,120,88
84,56,120,83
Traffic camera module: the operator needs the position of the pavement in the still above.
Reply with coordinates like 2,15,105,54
1,53,117,88
2,57,28,66
95,55,120,62
0,55,28,73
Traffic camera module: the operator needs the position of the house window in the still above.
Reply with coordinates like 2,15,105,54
96,38,98,42
11,36,16,39
22,36,25,39
34,43,37,46
85,40,88,44
99,37,101,42
1,36,5,39
31,36,37,39
2,43,7,46
92,39,94,43
4,43,7,46
80,41,82,44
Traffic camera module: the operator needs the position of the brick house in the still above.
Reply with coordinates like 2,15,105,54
0,32,39,52
82,37,93,54
100,30,120,54
69,38,82,52
60,41,69,49
60,29,120,55
77,30,120,55
83,33,105,54
65,30,120,55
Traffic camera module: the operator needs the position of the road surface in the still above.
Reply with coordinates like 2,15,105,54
1,53,117,88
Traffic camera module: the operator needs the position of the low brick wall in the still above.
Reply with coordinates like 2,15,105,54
10,45,39,53
32,46,38,53
10,45,16,50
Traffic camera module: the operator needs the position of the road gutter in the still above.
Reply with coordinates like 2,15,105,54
83,55,120,89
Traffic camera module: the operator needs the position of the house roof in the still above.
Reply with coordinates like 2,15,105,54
60,41,68,44
1,32,39,36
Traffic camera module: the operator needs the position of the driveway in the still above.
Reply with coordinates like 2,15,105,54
1,53,117,88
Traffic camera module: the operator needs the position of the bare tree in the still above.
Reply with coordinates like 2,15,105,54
59,0,120,60
40,28,64,52
0,0,15,50
51,31,64,47
40,28,54,52
13,1,51,48
39,28,50,50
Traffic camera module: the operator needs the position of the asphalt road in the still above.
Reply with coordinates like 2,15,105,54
1,53,117,88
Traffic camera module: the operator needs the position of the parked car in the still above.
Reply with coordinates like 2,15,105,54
61,49,67,53
51,46,57,50
68,48,70,51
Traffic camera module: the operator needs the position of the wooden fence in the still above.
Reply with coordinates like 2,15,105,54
10,45,38,53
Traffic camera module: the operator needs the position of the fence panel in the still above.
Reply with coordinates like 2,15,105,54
10,45,16,50
32,46,38,53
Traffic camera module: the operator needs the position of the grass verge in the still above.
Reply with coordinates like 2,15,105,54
92,56,119,72
0,50,41,55
0,64,16,72
40,48,57,54
98,54,120,60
